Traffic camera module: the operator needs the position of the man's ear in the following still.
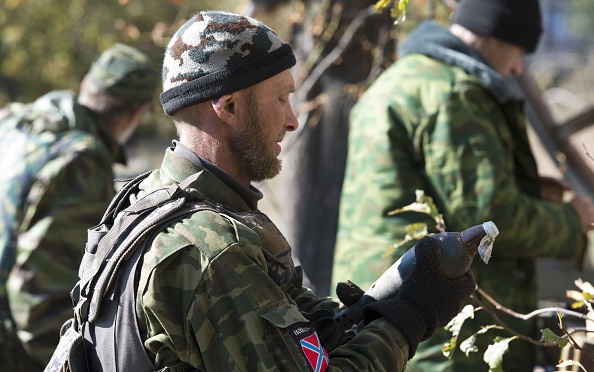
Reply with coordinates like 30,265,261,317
211,94,237,126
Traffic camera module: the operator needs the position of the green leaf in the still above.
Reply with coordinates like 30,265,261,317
567,289,583,301
374,0,410,23
459,325,501,357
574,279,594,294
445,305,475,334
405,222,429,239
385,190,447,256
388,201,432,216
483,336,516,372
373,0,393,11
394,0,408,22
459,335,479,357
383,235,413,257
442,305,475,359
567,288,592,304
540,328,569,347
387,190,445,229
571,300,585,309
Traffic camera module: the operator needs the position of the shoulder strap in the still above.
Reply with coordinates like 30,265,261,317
76,171,206,325
71,172,210,372
97,170,154,226
47,172,208,372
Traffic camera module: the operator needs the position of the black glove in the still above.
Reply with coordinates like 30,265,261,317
362,236,476,358
336,280,365,306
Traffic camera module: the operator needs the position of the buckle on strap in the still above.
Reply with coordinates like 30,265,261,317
74,297,89,332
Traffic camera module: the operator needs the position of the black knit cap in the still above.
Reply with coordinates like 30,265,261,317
160,11,296,116
452,0,543,53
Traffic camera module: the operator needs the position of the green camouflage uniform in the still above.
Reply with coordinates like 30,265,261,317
130,143,411,371
0,90,126,370
0,43,156,370
332,21,585,371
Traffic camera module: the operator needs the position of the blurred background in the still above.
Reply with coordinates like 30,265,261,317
2,0,594,309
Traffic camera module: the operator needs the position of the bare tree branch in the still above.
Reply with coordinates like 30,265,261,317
470,292,557,347
471,286,594,361
295,5,380,103
476,287,591,322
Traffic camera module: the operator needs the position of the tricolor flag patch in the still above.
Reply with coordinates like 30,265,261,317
300,332,329,372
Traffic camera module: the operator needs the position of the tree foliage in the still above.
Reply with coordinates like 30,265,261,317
0,0,242,136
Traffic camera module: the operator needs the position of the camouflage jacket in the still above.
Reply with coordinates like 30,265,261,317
332,21,585,371
0,90,125,370
131,145,411,371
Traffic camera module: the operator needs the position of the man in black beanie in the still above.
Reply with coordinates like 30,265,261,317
332,0,594,371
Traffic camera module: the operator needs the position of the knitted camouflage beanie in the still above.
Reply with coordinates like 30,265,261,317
88,43,158,103
160,11,296,116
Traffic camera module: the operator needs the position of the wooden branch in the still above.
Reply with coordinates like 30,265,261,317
295,5,379,103
472,286,594,361
584,143,594,163
517,72,594,198
476,287,591,322
559,325,594,362
470,292,556,347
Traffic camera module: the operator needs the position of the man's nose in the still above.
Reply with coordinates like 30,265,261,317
285,105,298,132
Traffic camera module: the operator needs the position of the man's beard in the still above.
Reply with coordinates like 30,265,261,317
228,93,282,183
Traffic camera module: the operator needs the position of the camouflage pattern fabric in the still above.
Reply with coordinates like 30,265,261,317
332,21,585,372
0,90,125,371
88,42,158,103
128,147,412,371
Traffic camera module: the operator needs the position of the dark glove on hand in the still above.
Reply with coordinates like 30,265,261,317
362,236,476,358
336,280,365,306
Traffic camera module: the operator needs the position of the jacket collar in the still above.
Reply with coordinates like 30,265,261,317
35,90,127,164
399,21,514,103
158,144,262,212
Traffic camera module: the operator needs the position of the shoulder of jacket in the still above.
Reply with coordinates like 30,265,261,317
34,133,111,179
406,55,496,106
146,205,261,264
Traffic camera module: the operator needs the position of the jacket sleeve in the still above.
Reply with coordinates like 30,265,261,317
288,284,341,314
421,84,585,260
137,215,411,372
6,149,115,364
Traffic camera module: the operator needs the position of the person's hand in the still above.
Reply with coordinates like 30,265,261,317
540,176,572,202
362,236,476,358
336,280,365,306
570,194,594,233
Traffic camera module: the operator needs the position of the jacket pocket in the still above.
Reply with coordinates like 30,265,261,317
257,300,327,372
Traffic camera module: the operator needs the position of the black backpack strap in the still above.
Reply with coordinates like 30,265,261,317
75,171,155,289
84,199,212,372
94,171,203,266
50,172,207,372
98,170,154,226
86,171,204,319
83,224,157,372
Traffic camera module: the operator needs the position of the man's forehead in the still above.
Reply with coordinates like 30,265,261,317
263,70,295,92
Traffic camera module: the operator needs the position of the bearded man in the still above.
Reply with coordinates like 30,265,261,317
52,11,476,372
